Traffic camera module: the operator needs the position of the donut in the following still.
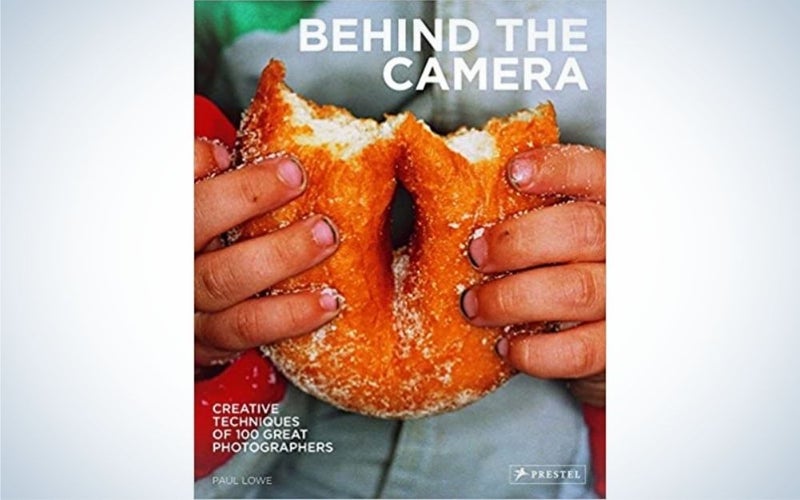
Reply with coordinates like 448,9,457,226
236,60,559,418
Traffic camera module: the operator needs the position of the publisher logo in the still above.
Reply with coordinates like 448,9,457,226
509,465,587,485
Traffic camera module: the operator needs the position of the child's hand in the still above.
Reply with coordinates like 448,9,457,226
461,144,606,406
194,139,343,366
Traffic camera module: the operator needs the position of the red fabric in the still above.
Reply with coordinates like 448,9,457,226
194,96,286,479
582,404,606,497
194,351,285,479
195,95,237,148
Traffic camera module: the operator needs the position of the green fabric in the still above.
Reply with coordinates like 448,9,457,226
196,1,322,47
195,1,322,93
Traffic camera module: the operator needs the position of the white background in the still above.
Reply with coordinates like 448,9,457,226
2,1,800,498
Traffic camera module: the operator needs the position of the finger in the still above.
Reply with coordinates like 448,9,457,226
460,263,605,326
195,288,343,365
497,321,605,379
508,144,605,202
194,155,306,251
194,138,232,180
199,237,224,254
566,371,606,407
195,215,339,312
468,201,605,273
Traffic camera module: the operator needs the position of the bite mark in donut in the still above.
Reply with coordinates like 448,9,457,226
237,60,559,419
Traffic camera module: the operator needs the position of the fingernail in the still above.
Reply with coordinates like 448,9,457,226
496,338,509,358
467,229,488,269
508,158,534,190
277,158,305,189
319,287,342,312
311,217,337,247
460,289,479,319
212,142,231,170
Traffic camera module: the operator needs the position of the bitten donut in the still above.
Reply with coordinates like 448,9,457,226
236,60,559,418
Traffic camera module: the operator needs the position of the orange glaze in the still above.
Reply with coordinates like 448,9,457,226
236,60,559,418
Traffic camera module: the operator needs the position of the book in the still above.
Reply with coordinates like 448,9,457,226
194,2,606,498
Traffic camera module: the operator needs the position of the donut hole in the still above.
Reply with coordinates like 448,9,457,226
389,182,415,249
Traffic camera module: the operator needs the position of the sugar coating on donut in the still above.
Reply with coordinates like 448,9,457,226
242,60,560,419
263,247,495,419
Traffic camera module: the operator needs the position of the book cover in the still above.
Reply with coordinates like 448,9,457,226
194,1,606,498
